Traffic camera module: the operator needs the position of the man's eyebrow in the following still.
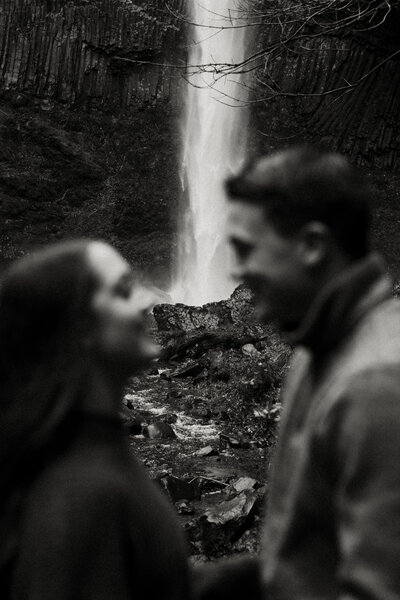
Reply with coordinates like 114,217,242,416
229,236,253,248
118,270,134,282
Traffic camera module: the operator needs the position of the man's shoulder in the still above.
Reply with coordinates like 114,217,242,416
316,302,400,429
336,295,400,380
303,296,400,424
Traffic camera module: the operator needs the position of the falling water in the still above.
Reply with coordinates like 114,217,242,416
171,1,249,306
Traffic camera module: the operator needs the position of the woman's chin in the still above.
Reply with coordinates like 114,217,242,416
144,339,161,361
130,340,161,370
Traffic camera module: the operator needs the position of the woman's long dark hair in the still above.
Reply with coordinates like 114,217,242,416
0,240,98,579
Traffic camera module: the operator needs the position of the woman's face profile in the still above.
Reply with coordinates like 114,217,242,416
86,242,159,372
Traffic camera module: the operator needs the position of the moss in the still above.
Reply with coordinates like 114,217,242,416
0,100,181,285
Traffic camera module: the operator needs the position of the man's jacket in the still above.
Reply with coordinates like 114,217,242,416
262,254,400,599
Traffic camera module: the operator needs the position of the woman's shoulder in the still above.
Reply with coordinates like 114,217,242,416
24,446,130,519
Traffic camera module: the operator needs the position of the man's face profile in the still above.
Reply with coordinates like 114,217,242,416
227,201,312,330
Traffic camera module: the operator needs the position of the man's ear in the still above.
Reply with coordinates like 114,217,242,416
298,221,331,268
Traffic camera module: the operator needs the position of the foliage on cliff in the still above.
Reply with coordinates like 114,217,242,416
0,101,180,284
0,0,399,280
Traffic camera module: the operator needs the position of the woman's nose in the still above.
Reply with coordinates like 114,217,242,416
134,286,162,313
230,260,246,283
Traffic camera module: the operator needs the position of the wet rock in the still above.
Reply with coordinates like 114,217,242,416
142,422,176,440
175,500,195,515
221,284,259,327
219,433,250,450
231,477,258,493
158,474,203,502
166,385,183,400
202,490,259,526
153,301,232,333
170,361,205,378
208,349,231,382
200,478,229,494
211,408,229,421
198,489,262,554
188,403,212,420
153,284,260,334
192,368,208,385
128,418,143,436
155,413,178,424
241,343,260,357
182,396,211,418
194,446,219,457
231,519,262,554
124,398,134,410
119,405,143,436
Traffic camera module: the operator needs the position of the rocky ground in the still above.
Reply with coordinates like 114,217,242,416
120,285,292,562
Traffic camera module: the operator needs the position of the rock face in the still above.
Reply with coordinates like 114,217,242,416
153,285,260,333
0,0,185,111
0,101,181,280
254,5,400,171
152,285,290,444
0,0,399,280
0,0,186,276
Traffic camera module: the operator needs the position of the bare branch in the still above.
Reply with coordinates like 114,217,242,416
114,0,400,105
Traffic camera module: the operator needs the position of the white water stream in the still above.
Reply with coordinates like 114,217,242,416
125,390,219,443
171,1,249,306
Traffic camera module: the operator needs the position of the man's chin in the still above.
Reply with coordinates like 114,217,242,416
254,303,298,332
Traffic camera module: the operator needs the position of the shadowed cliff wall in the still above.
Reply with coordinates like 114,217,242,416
0,0,399,281
0,0,187,285
253,7,400,170
0,0,184,109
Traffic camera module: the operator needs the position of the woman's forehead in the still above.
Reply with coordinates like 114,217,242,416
86,242,129,286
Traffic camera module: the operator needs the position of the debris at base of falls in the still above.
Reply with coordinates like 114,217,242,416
183,483,266,557
124,285,292,559
142,422,177,440
193,446,218,457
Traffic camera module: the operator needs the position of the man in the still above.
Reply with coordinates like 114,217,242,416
195,146,400,599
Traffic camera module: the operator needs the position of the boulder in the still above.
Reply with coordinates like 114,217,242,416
219,433,250,450
193,446,218,457
175,500,195,515
142,422,177,440
153,284,260,334
119,405,143,436
231,477,258,493
241,343,260,357
197,489,263,554
158,474,203,502
170,361,205,378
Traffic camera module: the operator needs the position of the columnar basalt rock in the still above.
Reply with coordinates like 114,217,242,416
0,0,186,110
254,9,400,170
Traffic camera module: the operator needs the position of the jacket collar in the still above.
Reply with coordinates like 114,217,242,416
287,253,392,353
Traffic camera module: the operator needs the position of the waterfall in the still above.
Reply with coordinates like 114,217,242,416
171,1,249,306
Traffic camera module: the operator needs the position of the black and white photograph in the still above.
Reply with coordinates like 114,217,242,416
1,1,400,598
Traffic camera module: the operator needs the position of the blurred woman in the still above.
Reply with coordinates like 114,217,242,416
0,240,189,599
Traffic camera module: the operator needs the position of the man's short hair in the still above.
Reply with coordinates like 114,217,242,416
225,146,371,259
